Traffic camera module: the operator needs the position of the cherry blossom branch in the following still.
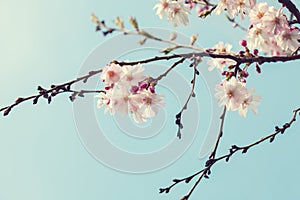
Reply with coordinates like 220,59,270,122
278,0,300,23
160,107,300,199
117,51,300,66
3,50,300,117
91,15,202,52
0,69,103,116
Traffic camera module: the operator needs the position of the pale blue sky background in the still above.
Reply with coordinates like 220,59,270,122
0,0,300,200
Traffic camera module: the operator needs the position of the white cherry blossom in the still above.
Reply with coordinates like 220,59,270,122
215,0,256,19
277,27,300,54
247,24,270,52
154,0,190,26
262,6,288,34
207,58,236,71
215,78,248,111
120,64,145,87
138,90,164,118
96,90,114,115
207,42,236,71
167,0,190,26
249,2,269,25
154,0,170,19
238,88,261,117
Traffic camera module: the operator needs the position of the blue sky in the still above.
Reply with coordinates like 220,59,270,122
1,0,300,199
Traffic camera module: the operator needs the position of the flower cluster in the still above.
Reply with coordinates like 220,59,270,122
207,42,237,71
215,77,261,117
247,2,300,55
96,63,164,123
215,0,256,19
154,0,190,26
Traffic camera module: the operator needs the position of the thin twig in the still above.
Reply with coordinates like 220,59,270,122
225,15,248,31
92,17,203,52
209,106,227,159
0,69,103,116
175,60,200,139
152,58,186,83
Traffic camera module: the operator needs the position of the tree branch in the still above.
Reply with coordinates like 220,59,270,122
160,107,300,199
209,106,227,159
278,0,300,23
0,69,103,116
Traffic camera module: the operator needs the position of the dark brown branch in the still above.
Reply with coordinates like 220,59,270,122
112,54,183,66
116,52,300,67
152,58,186,83
1,69,103,116
279,0,300,23
289,19,300,25
160,107,300,199
209,106,227,159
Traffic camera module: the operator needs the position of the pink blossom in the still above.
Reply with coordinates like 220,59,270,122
101,63,123,86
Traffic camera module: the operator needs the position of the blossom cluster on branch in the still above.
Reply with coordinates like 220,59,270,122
1,0,300,199
97,63,164,124
247,2,300,55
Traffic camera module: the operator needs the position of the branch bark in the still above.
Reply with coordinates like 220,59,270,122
278,0,300,23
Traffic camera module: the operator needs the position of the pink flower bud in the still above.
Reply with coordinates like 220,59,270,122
241,78,246,83
256,65,261,74
149,86,155,93
253,49,259,55
131,85,139,93
240,40,247,47
221,71,226,76
139,81,149,89
104,85,111,90
241,70,249,78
